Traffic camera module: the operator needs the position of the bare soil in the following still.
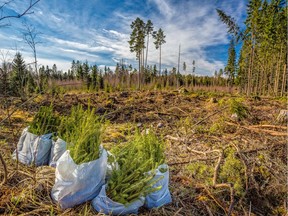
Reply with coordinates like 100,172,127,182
0,90,287,215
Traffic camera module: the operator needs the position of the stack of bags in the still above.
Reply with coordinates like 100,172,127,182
13,105,172,215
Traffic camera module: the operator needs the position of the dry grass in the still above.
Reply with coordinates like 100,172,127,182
0,90,287,215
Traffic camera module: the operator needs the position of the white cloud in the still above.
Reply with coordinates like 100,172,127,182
98,65,116,72
46,36,114,53
0,48,70,71
0,0,245,75
58,48,100,59
102,0,241,75
132,0,232,75
149,0,174,19
103,29,129,40
35,58,71,71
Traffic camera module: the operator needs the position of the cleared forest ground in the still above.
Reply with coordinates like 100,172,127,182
0,90,287,215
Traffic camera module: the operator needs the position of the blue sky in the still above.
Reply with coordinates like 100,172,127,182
0,0,247,76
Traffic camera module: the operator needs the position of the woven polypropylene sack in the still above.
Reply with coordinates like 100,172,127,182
12,127,53,166
51,148,107,209
49,137,67,167
144,164,172,209
92,184,145,215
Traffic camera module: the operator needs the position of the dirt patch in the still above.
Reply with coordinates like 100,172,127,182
0,90,287,215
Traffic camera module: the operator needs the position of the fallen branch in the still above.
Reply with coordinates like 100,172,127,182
225,121,287,136
203,186,227,214
167,106,189,115
191,148,236,215
187,147,222,157
166,135,186,142
0,152,7,185
245,127,287,136
232,142,249,192
249,125,287,130
156,111,186,118
0,93,42,126
168,156,219,166
18,207,50,216
173,207,183,215
201,201,214,216
241,143,285,154
214,183,235,216
212,150,223,186
191,106,228,129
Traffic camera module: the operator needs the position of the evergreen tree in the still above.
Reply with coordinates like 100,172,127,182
27,71,36,94
91,65,98,90
216,8,241,40
183,62,187,74
83,60,89,79
144,20,154,68
217,0,287,96
83,61,90,88
0,61,10,95
129,17,146,89
192,60,196,73
76,60,83,80
45,65,51,78
153,28,166,76
98,70,104,89
183,62,187,86
10,52,27,97
52,64,57,79
225,38,236,90
39,66,45,85
71,60,76,79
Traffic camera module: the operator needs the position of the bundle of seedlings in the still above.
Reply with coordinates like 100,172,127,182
28,105,60,135
13,105,59,166
57,105,103,164
106,131,166,204
51,105,107,209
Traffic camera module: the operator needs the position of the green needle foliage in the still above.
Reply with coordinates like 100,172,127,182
29,105,60,135
58,105,103,164
219,98,250,120
107,131,165,204
228,98,250,120
219,148,245,197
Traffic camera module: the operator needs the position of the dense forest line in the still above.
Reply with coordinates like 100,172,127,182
218,0,287,97
0,54,230,97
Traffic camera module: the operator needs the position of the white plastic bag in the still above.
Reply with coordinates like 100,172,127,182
51,148,107,209
92,184,145,215
12,127,53,166
49,137,67,167
144,164,172,209
106,151,119,181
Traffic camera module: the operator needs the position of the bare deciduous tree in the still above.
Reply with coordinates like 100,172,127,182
0,0,40,25
22,22,41,90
